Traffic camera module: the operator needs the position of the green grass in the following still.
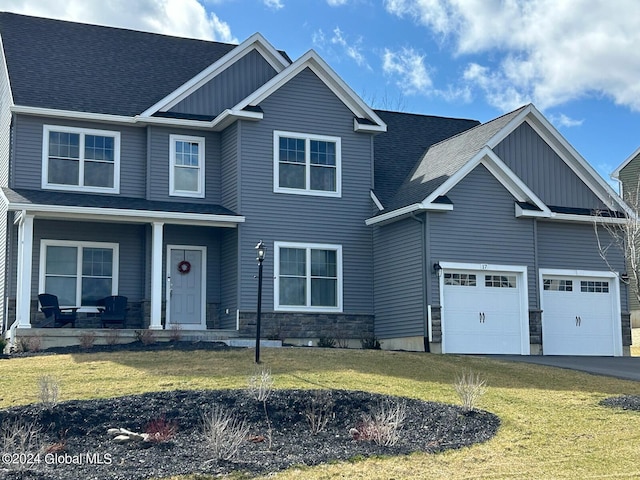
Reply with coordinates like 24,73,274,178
2,347,640,479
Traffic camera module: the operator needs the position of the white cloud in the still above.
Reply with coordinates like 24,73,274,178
0,0,237,42
263,0,284,10
549,113,584,128
385,0,640,112
327,0,349,5
382,47,433,94
331,27,368,68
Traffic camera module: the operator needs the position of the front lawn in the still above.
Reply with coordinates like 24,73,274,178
1,347,640,479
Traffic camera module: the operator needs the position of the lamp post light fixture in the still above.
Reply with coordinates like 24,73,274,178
255,240,266,364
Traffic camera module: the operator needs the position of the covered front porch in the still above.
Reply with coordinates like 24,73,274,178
2,188,245,344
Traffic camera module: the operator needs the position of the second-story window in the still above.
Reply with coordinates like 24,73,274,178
273,131,341,197
170,134,205,198
42,125,120,193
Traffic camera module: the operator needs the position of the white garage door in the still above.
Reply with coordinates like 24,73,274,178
542,272,621,356
442,267,527,354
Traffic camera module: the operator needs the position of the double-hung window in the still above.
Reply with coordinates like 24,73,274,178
39,240,119,308
274,242,343,312
170,134,205,198
42,125,120,193
274,131,341,197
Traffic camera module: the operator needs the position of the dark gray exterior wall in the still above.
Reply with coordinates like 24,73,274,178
147,126,221,203
373,217,425,339
0,46,9,330
220,123,239,212
494,122,606,209
219,228,238,329
169,50,278,118
235,67,375,315
428,164,538,307
618,160,640,313
10,115,147,196
537,221,628,311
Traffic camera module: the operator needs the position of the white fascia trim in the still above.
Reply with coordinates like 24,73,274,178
365,203,422,225
233,50,386,131
485,104,533,149
612,145,640,180
546,212,627,225
0,34,14,107
354,118,387,133
515,204,549,218
141,33,289,117
422,146,551,215
370,191,384,211
6,203,245,226
12,105,135,124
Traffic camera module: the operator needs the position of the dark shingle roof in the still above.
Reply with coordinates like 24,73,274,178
3,188,239,216
373,110,479,207
0,13,259,116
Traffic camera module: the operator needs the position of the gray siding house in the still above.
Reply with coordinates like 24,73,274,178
0,13,631,355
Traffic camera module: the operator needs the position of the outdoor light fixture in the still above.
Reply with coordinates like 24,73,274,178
433,262,442,276
255,240,266,364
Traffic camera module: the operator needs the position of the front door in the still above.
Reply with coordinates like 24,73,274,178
167,246,206,330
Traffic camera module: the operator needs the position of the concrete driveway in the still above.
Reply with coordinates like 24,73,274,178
480,355,640,382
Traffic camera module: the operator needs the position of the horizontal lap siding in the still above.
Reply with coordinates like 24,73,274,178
148,126,221,203
237,67,374,314
373,218,424,338
494,122,606,209
429,164,537,307
537,221,628,311
219,228,238,329
12,115,146,196
170,50,278,118
221,123,238,212
618,162,640,312
29,220,145,300
0,47,10,188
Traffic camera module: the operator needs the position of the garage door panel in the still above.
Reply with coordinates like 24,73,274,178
542,274,617,356
443,268,525,354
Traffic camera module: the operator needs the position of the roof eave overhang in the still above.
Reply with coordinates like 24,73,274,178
364,201,452,226
7,202,245,227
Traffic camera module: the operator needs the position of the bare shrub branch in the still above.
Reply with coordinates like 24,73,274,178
1,419,42,470
305,390,335,435
38,375,60,408
201,405,248,461
350,399,407,446
454,370,487,411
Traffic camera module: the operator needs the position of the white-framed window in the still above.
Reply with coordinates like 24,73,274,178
42,125,120,193
39,240,119,309
274,241,343,312
169,134,205,198
273,131,341,197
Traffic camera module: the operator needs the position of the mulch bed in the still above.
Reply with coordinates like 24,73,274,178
0,388,500,480
600,395,640,411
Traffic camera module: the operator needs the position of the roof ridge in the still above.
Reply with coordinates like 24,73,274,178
374,108,477,123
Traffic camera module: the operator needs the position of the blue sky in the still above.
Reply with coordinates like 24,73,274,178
1,0,639,187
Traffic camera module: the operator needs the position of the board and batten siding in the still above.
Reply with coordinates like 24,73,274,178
236,67,375,314
536,221,628,311
11,115,147,197
493,122,606,210
169,50,278,118
429,164,537,307
21,220,146,301
373,218,425,338
147,126,222,203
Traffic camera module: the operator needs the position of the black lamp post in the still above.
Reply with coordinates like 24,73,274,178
255,240,266,364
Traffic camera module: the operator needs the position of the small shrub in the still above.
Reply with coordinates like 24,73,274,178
104,328,121,346
16,335,43,353
1,419,42,470
38,375,60,408
169,324,183,342
78,331,96,350
145,415,178,443
350,399,406,447
305,390,335,434
248,367,274,403
360,335,381,350
135,329,156,345
202,405,249,461
318,336,336,348
0,336,7,353
454,370,487,411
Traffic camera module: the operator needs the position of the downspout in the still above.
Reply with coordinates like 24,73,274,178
410,212,430,352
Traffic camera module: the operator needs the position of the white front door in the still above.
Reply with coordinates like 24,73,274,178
166,246,206,330
441,263,529,354
541,270,621,356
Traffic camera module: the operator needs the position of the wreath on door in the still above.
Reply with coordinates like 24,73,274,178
177,260,191,274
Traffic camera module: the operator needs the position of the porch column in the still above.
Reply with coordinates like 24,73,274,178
149,221,164,330
16,213,34,328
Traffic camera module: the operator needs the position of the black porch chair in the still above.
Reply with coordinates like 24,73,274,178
38,293,77,328
98,295,128,328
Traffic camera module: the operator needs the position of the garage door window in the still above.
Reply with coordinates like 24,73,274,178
543,279,573,291
580,281,609,293
485,275,516,288
444,273,476,286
